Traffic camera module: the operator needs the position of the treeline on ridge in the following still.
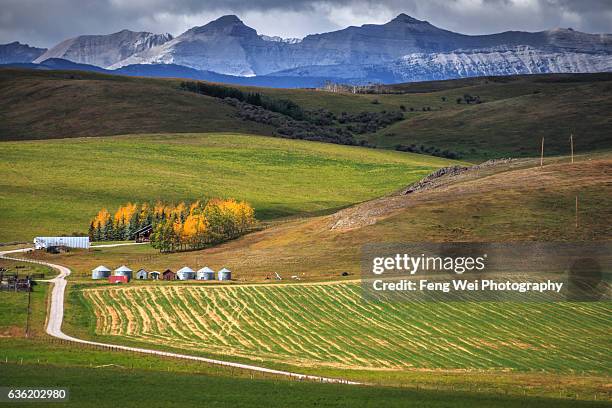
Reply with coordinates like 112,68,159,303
179,81,404,146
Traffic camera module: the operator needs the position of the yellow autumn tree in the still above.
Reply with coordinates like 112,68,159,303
114,202,137,224
92,208,111,228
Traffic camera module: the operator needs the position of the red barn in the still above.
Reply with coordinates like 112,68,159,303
109,276,128,284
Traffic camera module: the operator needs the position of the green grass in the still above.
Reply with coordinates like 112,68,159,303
0,282,48,337
0,132,455,242
2,364,607,408
370,80,612,160
0,69,273,141
80,283,611,374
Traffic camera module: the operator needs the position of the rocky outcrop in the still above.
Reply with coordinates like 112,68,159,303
34,30,173,68
401,159,514,195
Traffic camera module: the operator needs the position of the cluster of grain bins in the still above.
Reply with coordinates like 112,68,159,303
91,265,231,282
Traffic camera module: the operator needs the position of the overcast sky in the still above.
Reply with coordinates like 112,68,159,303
1,0,611,48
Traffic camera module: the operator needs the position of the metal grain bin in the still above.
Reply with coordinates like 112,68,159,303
176,266,195,280
114,265,133,281
92,265,111,280
218,267,232,281
196,267,215,280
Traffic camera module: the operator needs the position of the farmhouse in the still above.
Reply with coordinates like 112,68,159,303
114,265,133,281
162,269,176,280
91,265,111,279
135,269,148,280
132,224,153,243
196,267,215,280
149,271,160,280
176,266,195,280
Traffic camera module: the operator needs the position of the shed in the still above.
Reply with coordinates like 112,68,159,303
135,269,148,280
92,265,111,280
218,267,232,281
162,269,176,280
114,265,133,281
109,275,128,284
149,271,160,280
196,267,215,281
176,266,195,280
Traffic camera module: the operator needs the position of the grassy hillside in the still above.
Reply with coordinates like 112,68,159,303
40,153,610,280
370,76,612,160
0,69,273,140
0,132,455,242
2,69,610,160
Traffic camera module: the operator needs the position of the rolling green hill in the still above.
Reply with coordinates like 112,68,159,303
1,69,610,160
43,154,610,281
0,69,273,141
0,132,455,242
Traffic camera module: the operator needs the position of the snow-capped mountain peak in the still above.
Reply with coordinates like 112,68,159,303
22,13,612,82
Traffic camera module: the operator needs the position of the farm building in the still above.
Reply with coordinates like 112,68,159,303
149,271,160,280
109,276,128,284
132,224,153,242
91,265,111,279
34,236,89,250
136,269,148,280
218,267,232,281
162,269,176,280
177,266,195,280
196,267,215,280
114,265,133,281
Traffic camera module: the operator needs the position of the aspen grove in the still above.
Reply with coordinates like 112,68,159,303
89,199,256,252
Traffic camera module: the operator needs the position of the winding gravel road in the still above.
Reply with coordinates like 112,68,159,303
0,246,359,385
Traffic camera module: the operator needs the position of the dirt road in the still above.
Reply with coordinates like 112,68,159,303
0,247,359,385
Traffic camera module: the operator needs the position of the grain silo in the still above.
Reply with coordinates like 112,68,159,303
176,266,195,280
218,267,232,281
114,265,133,281
92,265,111,280
196,267,215,280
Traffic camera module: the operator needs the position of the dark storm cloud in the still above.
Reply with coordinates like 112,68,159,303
1,0,610,48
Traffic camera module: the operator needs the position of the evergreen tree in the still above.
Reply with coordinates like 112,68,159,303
102,218,113,241
94,223,102,241
88,222,95,241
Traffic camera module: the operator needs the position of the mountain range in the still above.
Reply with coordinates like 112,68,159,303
1,14,610,86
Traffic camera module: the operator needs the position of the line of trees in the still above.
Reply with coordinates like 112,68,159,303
89,199,257,252
180,81,305,120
